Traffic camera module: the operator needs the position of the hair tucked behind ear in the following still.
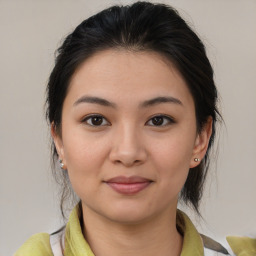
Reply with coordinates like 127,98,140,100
46,1,221,218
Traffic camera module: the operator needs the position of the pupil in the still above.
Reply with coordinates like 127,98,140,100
92,116,103,125
152,117,163,125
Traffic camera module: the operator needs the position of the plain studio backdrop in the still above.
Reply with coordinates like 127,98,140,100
0,0,255,255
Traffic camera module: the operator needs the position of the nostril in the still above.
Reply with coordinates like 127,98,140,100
109,140,147,166
113,158,142,167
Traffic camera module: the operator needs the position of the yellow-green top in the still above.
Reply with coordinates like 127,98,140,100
15,205,256,256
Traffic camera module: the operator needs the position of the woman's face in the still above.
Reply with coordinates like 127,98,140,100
53,50,211,224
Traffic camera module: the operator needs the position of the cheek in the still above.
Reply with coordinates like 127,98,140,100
151,131,195,167
149,133,195,191
63,128,110,166
62,129,110,192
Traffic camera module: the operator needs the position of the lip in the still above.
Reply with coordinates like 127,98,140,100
104,176,152,195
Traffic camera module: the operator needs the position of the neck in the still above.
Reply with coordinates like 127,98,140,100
81,205,183,256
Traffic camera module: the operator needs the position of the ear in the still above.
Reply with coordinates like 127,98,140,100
51,123,66,167
190,117,213,168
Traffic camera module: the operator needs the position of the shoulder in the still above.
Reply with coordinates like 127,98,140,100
14,233,53,256
226,236,256,256
177,210,230,255
202,234,256,256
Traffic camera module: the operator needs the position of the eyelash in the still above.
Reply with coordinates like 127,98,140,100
82,115,110,126
82,114,175,127
146,115,175,126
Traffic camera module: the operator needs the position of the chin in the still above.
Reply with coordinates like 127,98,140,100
97,202,159,225
105,211,151,225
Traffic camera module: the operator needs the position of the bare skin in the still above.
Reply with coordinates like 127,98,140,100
52,49,212,256
82,201,182,256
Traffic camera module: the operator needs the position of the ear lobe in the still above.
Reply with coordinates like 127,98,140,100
190,117,213,168
51,123,65,161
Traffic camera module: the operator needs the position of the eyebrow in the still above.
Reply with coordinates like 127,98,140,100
73,96,117,108
140,96,182,108
73,95,183,108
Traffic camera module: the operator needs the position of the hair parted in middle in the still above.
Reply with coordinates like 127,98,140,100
46,1,221,218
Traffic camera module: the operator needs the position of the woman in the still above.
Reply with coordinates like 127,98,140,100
15,2,254,255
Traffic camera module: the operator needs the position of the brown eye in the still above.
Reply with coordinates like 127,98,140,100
83,115,109,126
91,116,103,125
152,116,164,126
146,115,175,126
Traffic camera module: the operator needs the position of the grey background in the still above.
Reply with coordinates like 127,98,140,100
0,0,256,255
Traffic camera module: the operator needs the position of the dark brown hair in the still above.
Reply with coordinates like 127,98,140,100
46,1,221,218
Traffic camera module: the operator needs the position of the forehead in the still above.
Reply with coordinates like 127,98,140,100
66,49,193,107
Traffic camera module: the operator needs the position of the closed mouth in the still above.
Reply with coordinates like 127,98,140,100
104,176,153,195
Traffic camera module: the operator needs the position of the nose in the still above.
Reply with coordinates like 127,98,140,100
109,124,147,167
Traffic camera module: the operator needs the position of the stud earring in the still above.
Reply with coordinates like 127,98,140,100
59,159,65,169
194,158,200,162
